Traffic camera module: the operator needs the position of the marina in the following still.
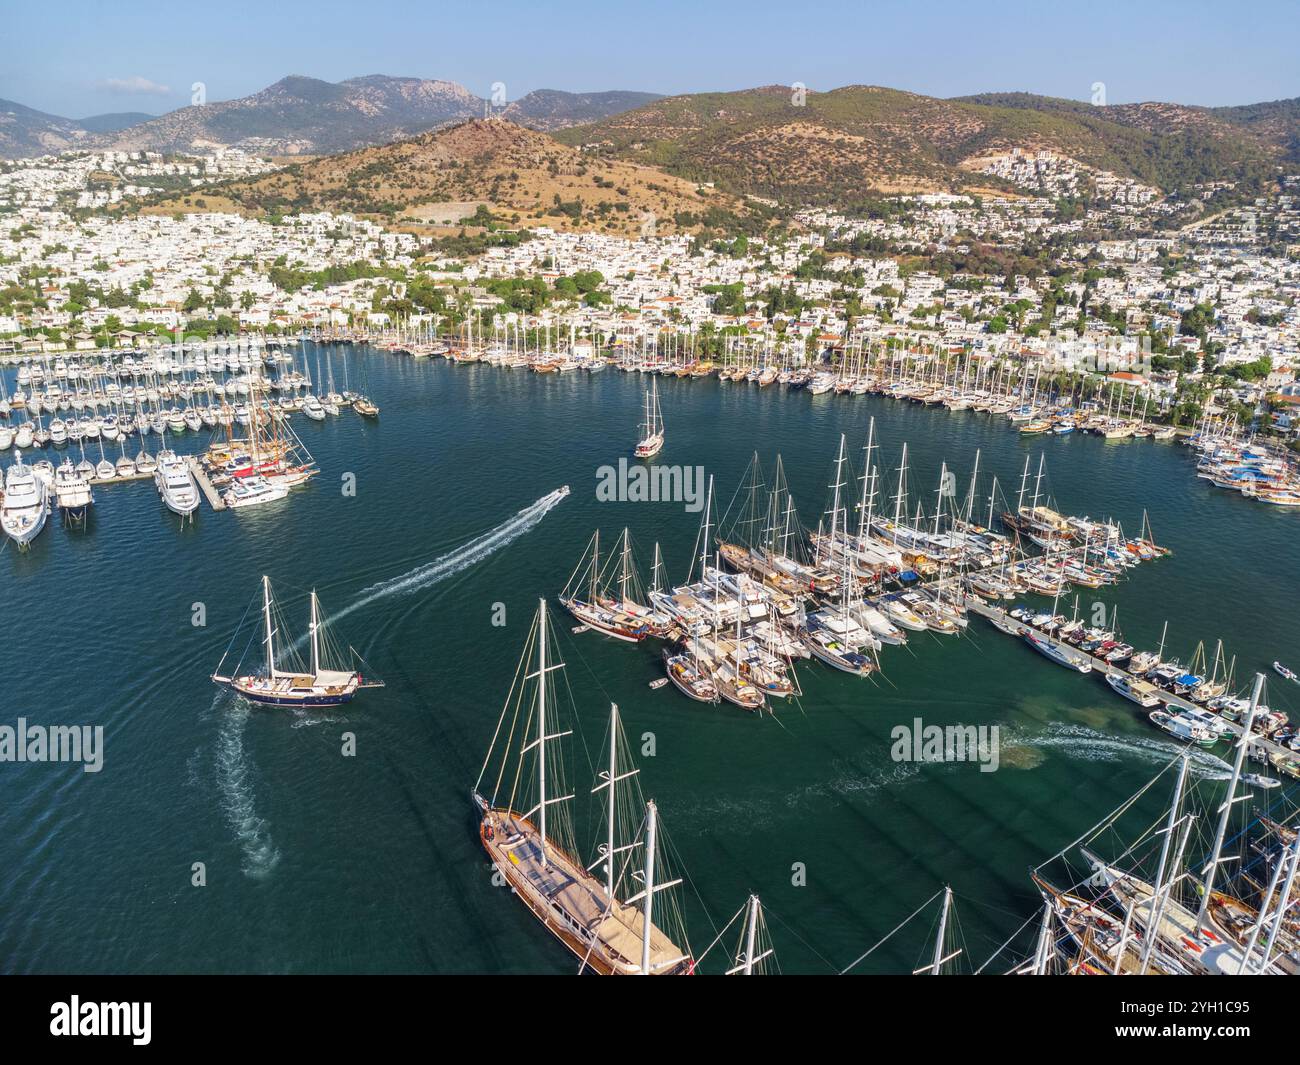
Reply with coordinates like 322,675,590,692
4,343,1298,975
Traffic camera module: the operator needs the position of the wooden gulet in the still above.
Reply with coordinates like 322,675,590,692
473,600,694,974
211,576,382,707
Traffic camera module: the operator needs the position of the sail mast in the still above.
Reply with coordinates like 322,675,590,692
601,703,622,897
743,894,760,975
640,800,659,975
1195,672,1263,929
1139,755,1190,974
309,590,321,677
930,886,952,975
537,599,550,864
262,575,276,675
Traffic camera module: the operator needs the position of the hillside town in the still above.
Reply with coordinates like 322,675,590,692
1,149,1298,439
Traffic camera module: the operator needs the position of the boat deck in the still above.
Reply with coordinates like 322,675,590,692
482,810,689,975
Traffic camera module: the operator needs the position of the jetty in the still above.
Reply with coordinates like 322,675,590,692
967,598,1299,769
187,456,226,511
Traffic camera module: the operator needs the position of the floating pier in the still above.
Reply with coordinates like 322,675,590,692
187,456,226,511
967,598,1298,768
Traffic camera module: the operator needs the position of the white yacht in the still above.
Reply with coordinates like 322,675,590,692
222,474,289,510
1,452,50,548
154,450,200,516
53,457,94,517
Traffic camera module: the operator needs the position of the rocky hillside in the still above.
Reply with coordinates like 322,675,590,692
0,99,98,156
180,118,749,236
558,85,1287,203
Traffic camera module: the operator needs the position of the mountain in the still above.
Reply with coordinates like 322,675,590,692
0,98,97,156
0,78,663,159
97,75,481,155
557,85,1286,203
76,112,157,134
501,90,663,131
173,118,748,236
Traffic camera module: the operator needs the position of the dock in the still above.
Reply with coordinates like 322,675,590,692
186,456,226,511
966,598,1299,769
85,469,153,486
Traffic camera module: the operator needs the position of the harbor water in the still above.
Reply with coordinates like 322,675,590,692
2,342,1297,974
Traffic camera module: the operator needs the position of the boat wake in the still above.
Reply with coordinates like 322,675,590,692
1014,722,1233,778
326,485,570,630
213,694,282,879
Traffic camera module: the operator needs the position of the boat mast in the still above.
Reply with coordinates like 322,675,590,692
1194,673,1264,930
929,886,952,975
1138,754,1190,974
605,703,619,898
856,417,876,541
1258,835,1300,973
640,800,659,975
262,575,276,676
309,589,320,677
743,894,760,974
537,600,550,863
592,701,638,899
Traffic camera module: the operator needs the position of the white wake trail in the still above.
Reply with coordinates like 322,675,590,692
213,693,282,879
324,485,570,633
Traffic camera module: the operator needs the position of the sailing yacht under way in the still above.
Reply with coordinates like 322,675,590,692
634,378,664,459
212,576,382,707
473,600,695,974
154,449,200,516
1,451,50,549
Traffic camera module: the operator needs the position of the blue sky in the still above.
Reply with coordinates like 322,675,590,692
4,0,1297,118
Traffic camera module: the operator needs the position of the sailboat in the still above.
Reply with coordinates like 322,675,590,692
634,377,664,459
473,602,695,974
558,530,651,642
211,576,382,707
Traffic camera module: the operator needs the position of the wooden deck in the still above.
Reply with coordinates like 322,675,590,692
186,456,226,511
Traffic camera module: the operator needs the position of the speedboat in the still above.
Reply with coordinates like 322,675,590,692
1148,710,1216,748
1104,671,1161,708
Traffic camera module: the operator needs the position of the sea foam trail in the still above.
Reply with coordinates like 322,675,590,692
213,694,282,879
324,485,570,632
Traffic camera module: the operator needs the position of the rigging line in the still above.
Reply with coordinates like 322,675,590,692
475,609,536,797
211,592,257,678
759,903,840,974
691,899,747,966
839,887,945,974
1032,752,1179,874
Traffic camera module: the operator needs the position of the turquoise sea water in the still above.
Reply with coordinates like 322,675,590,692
1,344,1296,974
